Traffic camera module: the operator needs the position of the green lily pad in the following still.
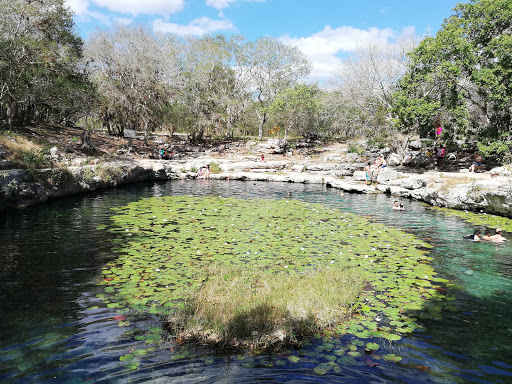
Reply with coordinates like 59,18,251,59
383,353,402,362
125,361,140,370
119,354,134,362
287,355,300,363
366,342,380,350
313,364,332,375
132,349,148,357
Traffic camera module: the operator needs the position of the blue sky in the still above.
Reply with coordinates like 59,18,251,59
66,0,464,80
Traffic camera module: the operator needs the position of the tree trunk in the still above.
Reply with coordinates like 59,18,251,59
144,120,149,146
81,114,94,151
256,110,267,140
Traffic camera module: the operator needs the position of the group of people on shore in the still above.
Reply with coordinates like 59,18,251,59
197,164,211,179
159,148,174,160
467,228,507,242
364,156,387,185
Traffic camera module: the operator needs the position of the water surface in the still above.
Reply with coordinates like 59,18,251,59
1,180,511,383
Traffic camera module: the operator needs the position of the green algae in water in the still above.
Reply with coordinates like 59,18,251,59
101,196,449,350
430,205,512,232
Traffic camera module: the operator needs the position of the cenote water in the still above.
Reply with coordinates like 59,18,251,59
1,180,511,383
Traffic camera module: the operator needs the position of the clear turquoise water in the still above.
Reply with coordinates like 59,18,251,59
0,180,511,383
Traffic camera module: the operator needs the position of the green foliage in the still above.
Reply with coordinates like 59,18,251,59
0,0,94,128
477,132,512,165
347,143,364,154
393,0,512,139
209,162,221,174
23,148,52,170
270,84,326,140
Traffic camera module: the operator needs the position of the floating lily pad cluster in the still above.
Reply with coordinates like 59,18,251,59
100,196,451,360
430,206,512,232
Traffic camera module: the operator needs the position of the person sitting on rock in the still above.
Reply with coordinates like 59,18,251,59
436,145,446,168
469,153,483,172
204,164,211,180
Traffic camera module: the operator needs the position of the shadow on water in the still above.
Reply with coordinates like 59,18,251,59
0,179,511,383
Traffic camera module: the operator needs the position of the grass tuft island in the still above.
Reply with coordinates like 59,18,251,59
166,264,364,350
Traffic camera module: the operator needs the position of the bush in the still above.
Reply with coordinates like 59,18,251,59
209,162,221,174
478,132,512,165
347,143,364,154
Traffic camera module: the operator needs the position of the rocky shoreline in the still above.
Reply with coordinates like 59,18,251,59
1,151,511,218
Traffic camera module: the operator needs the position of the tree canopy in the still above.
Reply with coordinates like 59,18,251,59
393,0,512,139
0,0,92,128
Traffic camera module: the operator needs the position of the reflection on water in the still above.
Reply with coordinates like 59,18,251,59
0,180,511,383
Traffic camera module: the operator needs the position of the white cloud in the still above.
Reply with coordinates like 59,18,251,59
280,25,396,81
65,0,90,16
65,0,110,24
115,18,134,26
92,0,184,16
153,17,236,36
206,0,265,10
66,0,184,17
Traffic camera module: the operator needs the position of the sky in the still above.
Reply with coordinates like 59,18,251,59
65,0,465,81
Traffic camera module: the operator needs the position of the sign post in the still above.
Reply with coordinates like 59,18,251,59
124,129,136,153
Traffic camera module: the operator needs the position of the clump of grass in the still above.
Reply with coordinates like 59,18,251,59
438,176,473,193
167,264,365,350
96,164,125,183
347,143,364,155
0,133,41,162
209,162,221,174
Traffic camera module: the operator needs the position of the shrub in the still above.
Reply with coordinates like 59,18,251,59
347,143,364,154
209,162,221,174
478,132,512,165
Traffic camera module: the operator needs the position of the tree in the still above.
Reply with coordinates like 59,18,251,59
327,30,419,138
270,84,325,140
243,36,312,140
84,26,181,143
393,0,512,139
0,0,92,129
177,35,249,142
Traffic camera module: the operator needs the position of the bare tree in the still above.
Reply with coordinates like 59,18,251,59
242,36,312,140
84,26,181,143
326,29,420,138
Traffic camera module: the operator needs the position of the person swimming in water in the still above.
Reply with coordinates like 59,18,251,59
393,201,404,210
465,229,481,241
489,228,507,242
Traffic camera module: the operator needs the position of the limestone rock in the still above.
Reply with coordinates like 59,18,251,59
387,153,403,166
50,146,59,158
346,153,359,163
259,139,288,154
408,140,422,150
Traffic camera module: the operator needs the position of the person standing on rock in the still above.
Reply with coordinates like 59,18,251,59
364,162,372,185
436,145,446,168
